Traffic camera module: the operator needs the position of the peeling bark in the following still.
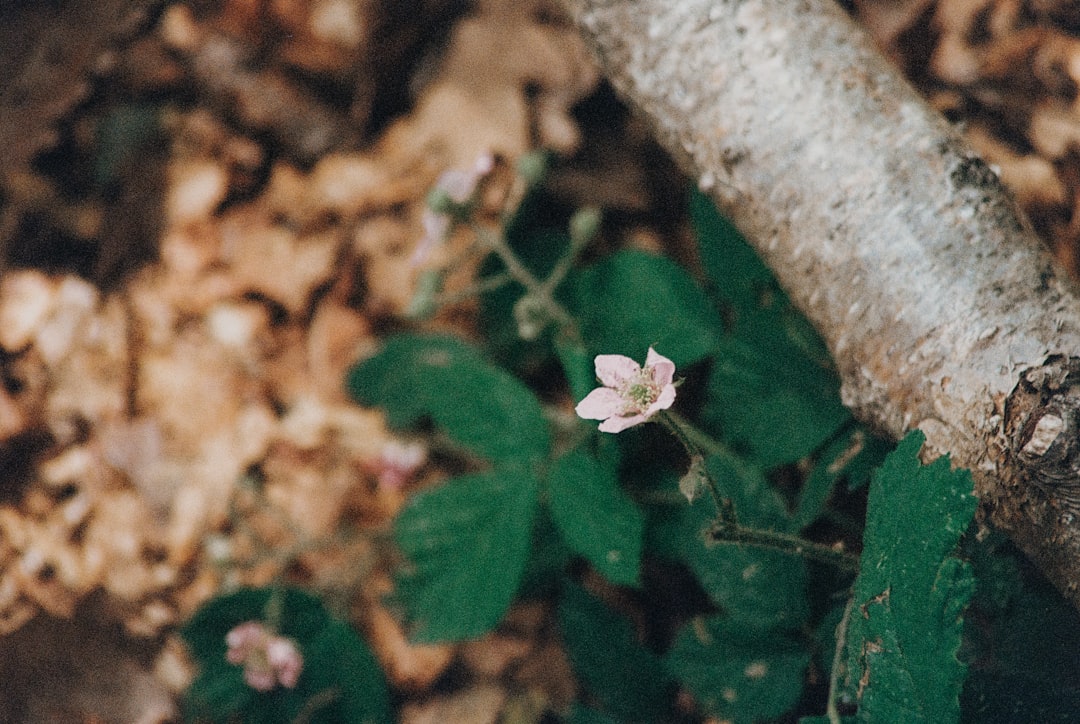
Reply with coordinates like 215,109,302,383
562,0,1080,607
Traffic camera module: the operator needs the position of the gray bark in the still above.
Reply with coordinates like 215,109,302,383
563,0,1080,607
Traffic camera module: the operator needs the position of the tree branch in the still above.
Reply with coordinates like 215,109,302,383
562,0,1080,608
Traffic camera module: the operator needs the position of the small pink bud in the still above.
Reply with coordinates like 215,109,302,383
224,621,304,691
411,153,496,267
375,439,427,491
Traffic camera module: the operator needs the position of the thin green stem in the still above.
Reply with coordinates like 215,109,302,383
827,597,855,724
658,410,859,574
663,409,730,457
433,271,513,306
658,411,734,522
708,523,860,573
471,222,581,339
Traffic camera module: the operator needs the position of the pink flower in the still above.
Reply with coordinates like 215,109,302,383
575,348,677,433
374,439,427,491
225,621,303,692
411,154,496,267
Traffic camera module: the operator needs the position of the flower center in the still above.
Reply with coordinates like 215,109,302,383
620,368,660,412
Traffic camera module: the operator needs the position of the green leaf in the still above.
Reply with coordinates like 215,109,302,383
565,249,721,368
844,431,977,723
708,449,795,533
553,332,595,403
394,469,540,642
557,582,675,722
302,619,394,723
692,190,847,467
517,507,572,598
960,533,1080,723
346,333,549,466
691,189,828,368
792,427,891,529
548,449,643,586
647,493,808,632
665,615,810,723
181,588,391,724
705,336,849,468
690,188,777,313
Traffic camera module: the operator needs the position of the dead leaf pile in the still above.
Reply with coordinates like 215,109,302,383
0,0,597,718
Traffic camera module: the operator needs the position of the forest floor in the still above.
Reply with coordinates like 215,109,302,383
0,0,1078,721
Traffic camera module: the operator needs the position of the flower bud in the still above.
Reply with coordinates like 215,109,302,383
407,269,443,320
569,206,602,250
513,294,550,341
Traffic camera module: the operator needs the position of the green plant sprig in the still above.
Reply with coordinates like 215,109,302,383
658,410,859,573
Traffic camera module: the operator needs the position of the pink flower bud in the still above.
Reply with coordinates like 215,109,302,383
224,620,304,691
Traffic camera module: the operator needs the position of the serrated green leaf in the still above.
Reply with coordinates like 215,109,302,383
346,333,549,466
845,430,977,723
558,582,675,722
565,249,720,368
181,588,391,724
394,469,540,642
665,615,810,723
548,449,643,586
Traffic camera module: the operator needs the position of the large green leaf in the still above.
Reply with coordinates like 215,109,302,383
548,449,643,587
565,249,721,368
692,190,847,467
557,582,675,722
844,431,977,723
346,333,549,466
665,615,810,723
705,337,849,467
792,427,892,530
393,469,540,642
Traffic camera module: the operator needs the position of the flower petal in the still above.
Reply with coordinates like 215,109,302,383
644,384,677,417
411,211,449,266
599,413,647,433
645,347,676,387
575,387,626,420
594,354,641,388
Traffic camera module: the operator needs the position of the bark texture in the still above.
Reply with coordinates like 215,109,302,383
563,0,1080,607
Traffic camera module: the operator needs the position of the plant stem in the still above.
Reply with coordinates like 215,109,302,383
658,411,734,522
663,409,727,457
659,410,860,573
471,222,581,338
827,597,855,724
708,522,860,573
